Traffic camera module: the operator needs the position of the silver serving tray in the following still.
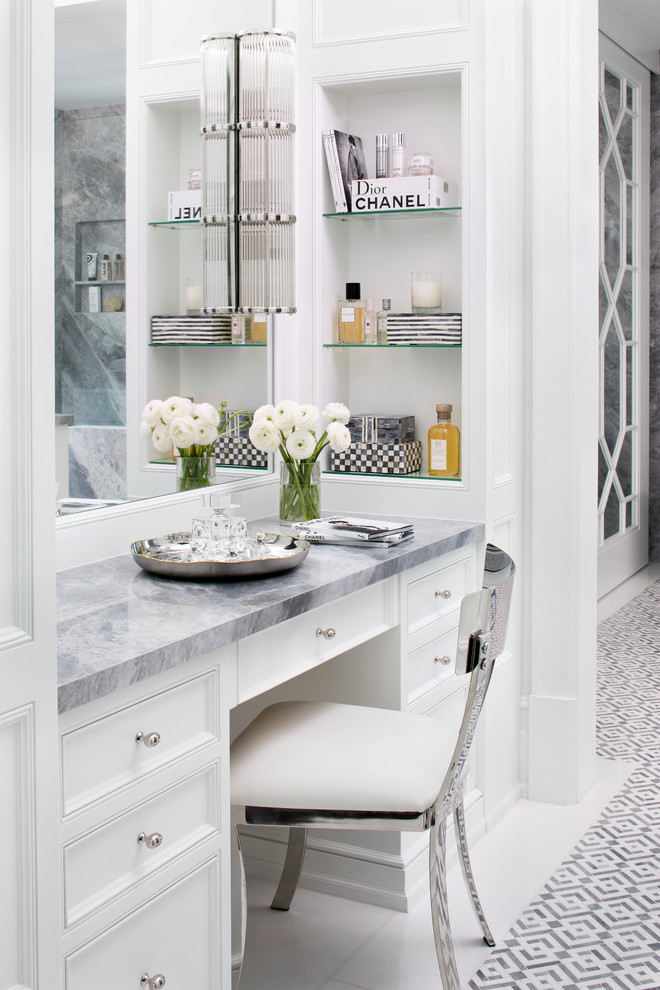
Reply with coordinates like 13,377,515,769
131,531,310,581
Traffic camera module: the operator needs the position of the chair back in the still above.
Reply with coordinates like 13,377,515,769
435,544,515,816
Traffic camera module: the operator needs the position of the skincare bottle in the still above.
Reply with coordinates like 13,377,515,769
100,254,112,280
376,298,391,344
86,252,98,280
338,282,366,343
376,134,388,179
364,298,376,344
113,254,125,280
428,404,460,478
390,132,406,177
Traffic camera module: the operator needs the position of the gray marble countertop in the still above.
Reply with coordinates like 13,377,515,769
57,515,484,714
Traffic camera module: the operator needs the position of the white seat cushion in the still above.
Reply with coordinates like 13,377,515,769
231,700,458,814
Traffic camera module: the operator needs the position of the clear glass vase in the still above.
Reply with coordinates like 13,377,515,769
176,455,216,492
279,461,321,524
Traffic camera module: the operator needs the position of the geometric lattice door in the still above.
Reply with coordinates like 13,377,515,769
598,37,649,597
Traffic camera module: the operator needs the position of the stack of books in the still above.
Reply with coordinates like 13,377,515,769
384,312,462,345
290,515,414,549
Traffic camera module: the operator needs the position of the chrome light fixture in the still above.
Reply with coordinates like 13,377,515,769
201,30,296,314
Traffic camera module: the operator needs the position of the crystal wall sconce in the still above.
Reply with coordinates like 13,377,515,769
200,30,296,314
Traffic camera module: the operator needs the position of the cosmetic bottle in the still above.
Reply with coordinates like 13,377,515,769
428,404,460,478
364,298,376,344
113,254,125,280
338,282,366,343
376,134,388,179
377,298,391,344
390,132,406,177
100,254,112,280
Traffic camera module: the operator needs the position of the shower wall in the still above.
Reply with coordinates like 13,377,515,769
650,75,660,559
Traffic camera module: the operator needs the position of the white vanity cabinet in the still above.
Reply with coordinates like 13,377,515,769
59,652,235,989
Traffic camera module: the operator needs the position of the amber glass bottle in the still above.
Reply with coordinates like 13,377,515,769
428,403,460,477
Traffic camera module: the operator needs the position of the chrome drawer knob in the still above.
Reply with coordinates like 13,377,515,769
137,831,163,849
316,627,336,640
435,589,452,599
136,730,161,747
434,655,452,665
141,974,166,989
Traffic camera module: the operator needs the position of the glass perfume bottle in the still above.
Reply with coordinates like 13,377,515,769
338,282,366,343
428,403,460,478
364,298,376,344
377,298,391,344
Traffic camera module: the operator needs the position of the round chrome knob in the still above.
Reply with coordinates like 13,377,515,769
141,974,166,989
136,730,161,748
435,589,452,599
137,831,163,849
434,655,452,665
316,627,336,640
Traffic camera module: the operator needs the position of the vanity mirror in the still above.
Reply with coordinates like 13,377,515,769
54,0,277,517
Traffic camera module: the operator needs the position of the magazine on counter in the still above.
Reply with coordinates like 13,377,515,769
322,130,367,212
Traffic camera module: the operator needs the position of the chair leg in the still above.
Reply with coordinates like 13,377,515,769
270,826,308,911
231,822,248,989
429,817,462,990
453,802,495,947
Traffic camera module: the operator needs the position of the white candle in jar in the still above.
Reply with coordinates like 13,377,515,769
411,272,442,311
185,279,202,314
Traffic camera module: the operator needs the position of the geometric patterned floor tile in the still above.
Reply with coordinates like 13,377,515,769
469,581,660,990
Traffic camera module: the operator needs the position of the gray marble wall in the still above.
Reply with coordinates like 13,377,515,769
650,76,660,560
55,104,127,500
55,105,126,428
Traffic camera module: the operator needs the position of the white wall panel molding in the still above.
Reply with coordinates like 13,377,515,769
0,705,36,989
313,0,467,47
525,0,599,803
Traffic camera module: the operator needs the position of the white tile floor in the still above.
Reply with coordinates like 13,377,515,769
238,560,655,990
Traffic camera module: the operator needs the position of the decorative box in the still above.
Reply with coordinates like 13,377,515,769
384,312,462,345
330,440,422,476
213,435,267,469
151,315,232,345
347,414,415,444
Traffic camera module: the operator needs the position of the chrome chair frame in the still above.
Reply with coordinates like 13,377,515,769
231,544,515,990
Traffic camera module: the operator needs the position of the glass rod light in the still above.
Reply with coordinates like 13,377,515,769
201,30,296,314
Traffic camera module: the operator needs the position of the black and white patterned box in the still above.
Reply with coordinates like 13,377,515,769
347,414,415,444
330,440,422,475
213,436,267,469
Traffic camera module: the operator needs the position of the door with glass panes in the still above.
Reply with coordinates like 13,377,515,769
597,35,649,598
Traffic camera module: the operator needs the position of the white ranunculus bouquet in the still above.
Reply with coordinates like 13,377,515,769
248,401,352,521
140,397,252,489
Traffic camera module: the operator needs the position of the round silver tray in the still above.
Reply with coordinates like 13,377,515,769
131,531,310,581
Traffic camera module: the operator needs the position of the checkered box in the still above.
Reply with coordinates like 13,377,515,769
330,440,422,475
213,436,268,469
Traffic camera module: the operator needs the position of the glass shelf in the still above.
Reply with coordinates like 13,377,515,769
324,342,461,349
150,460,267,471
148,219,202,229
74,280,126,286
149,341,266,347
324,470,462,482
323,206,461,221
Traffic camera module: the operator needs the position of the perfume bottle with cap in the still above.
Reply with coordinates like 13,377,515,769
338,282,366,343
376,134,388,179
364,298,376,344
390,132,406,177
428,404,460,478
377,298,391,344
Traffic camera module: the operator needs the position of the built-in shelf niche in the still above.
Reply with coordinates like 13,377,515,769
74,219,126,313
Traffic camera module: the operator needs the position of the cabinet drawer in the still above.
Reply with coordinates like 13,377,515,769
61,671,219,817
238,581,395,703
406,552,471,639
407,625,460,703
63,763,219,928
64,856,220,990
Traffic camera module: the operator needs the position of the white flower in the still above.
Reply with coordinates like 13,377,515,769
161,395,193,424
326,421,351,452
142,399,164,425
272,400,298,432
323,402,350,424
294,403,320,431
253,403,275,423
139,420,154,440
170,415,196,450
194,402,220,428
151,424,172,452
194,420,218,446
286,430,316,460
249,420,280,452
